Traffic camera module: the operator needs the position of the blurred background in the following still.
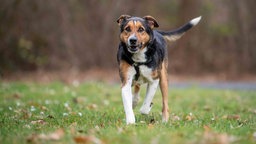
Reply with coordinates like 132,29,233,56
1,0,255,81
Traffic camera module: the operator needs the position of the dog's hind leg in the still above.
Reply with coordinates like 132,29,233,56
159,62,169,122
140,79,159,114
132,84,140,109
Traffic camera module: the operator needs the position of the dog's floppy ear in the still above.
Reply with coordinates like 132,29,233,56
117,15,131,26
143,15,159,29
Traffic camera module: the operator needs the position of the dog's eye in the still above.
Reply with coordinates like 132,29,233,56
125,27,131,32
138,27,145,33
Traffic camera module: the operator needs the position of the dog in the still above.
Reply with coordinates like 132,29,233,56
117,15,201,124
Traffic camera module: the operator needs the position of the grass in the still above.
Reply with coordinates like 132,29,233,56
0,81,255,144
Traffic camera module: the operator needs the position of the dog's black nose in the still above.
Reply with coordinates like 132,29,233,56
129,38,137,45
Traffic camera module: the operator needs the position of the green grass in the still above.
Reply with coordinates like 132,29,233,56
0,81,255,144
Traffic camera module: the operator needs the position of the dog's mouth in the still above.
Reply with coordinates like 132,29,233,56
127,44,142,53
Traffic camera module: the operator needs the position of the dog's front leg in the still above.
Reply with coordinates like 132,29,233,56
120,63,136,124
122,78,135,124
140,79,159,114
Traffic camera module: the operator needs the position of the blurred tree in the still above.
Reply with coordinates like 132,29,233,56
0,0,255,76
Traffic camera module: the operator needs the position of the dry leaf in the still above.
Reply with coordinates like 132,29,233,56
27,133,38,142
39,129,65,141
184,112,195,121
171,115,181,121
222,115,240,120
69,122,78,135
202,127,237,144
203,125,211,132
73,135,102,144
227,115,240,120
185,115,193,121
87,104,98,110
148,124,154,129
203,105,211,111
21,109,32,119
13,93,22,99
27,128,65,142
40,106,48,111
73,97,87,104
31,119,47,125
203,132,236,144
249,109,256,114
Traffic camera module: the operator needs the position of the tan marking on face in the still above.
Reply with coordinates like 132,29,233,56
119,60,132,87
120,20,150,50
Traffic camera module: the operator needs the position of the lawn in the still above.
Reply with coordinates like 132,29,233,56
0,81,255,144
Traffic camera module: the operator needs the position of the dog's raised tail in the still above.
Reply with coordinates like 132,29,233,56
157,16,202,42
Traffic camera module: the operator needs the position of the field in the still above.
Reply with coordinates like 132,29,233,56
0,81,256,144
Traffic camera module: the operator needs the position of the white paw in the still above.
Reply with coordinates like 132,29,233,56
126,116,135,125
140,103,153,114
162,117,168,123
162,113,169,123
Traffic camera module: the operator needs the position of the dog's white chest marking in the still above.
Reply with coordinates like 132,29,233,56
136,65,155,84
132,47,147,63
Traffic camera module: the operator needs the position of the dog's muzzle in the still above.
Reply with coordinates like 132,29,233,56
127,34,141,53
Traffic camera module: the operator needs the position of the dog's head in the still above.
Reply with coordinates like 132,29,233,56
117,15,159,53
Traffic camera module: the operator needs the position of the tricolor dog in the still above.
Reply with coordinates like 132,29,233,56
117,15,201,124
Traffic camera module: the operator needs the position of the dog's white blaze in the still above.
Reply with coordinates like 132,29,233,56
140,79,159,114
190,16,202,26
133,20,137,25
121,67,136,124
